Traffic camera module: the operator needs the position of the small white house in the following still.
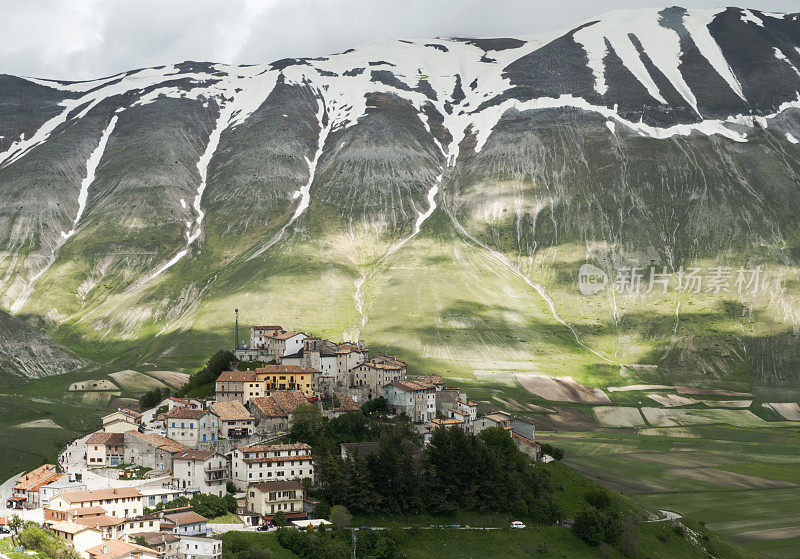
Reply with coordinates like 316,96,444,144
179,535,222,559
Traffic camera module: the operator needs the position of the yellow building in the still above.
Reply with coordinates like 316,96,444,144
255,365,319,398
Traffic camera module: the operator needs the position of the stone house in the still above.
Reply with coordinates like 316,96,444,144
209,400,255,438
172,450,229,496
215,371,264,404
335,343,368,387
248,390,310,436
474,411,513,434
349,361,406,399
164,408,220,446
123,431,188,473
384,380,436,423
136,532,180,559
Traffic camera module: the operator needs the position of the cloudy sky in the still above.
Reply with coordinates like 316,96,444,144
2,0,797,80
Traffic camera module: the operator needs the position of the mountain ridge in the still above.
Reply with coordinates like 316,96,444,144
0,6,799,392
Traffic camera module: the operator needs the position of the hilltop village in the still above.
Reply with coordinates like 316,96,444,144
3,324,542,559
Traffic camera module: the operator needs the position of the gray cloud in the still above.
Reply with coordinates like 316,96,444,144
2,0,797,80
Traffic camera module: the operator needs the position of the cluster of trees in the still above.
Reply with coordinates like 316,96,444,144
176,350,235,398
316,424,560,522
573,488,640,556
139,386,171,409
288,405,415,457
275,521,400,559
17,522,80,559
144,493,236,518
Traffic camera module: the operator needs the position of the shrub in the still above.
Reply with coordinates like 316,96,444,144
330,505,351,530
574,509,603,546
272,511,287,527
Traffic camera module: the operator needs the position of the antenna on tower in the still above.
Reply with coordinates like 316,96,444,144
234,309,240,351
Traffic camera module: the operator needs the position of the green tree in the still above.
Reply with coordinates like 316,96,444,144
329,505,351,530
374,536,397,559
177,350,235,397
8,515,22,547
272,510,287,527
574,508,604,546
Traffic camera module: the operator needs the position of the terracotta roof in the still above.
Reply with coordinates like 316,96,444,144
58,487,141,503
238,442,311,453
483,413,512,424
336,343,368,354
15,464,60,492
250,480,303,492
137,532,180,546
217,370,258,382
164,407,212,420
415,375,443,385
249,396,288,418
243,455,314,464
163,511,207,525
251,325,283,331
172,450,219,461
75,515,125,528
255,365,320,375
267,330,304,340
86,432,125,445
358,362,402,371
69,506,107,516
333,393,360,411
271,391,311,414
49,520,101,535
125,431,188,453
389,380,435,392
119,408,142,418
86,539,155,559
210,400,254,422
427,418,464,427
374,355,408,367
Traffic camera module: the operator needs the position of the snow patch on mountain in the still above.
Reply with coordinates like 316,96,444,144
682,10,746,100
61,114,119,240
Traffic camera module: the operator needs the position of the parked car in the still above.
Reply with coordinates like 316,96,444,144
510,521,527,529
257,525,270,531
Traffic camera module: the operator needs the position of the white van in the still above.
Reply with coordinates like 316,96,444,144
510,521,527,529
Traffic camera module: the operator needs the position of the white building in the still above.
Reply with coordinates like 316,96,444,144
165,408,220,446
230,442,313,491
179,535,222,559
49,487,144,520
40,478,86,508
49,521,103,558
172,450,229,497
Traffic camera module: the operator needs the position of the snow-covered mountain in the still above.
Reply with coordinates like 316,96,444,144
1,7,800,390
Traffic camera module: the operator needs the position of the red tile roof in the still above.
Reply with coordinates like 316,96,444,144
217,370,258,382
249,396,288,418
164,407,211,420
256,365,320,375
